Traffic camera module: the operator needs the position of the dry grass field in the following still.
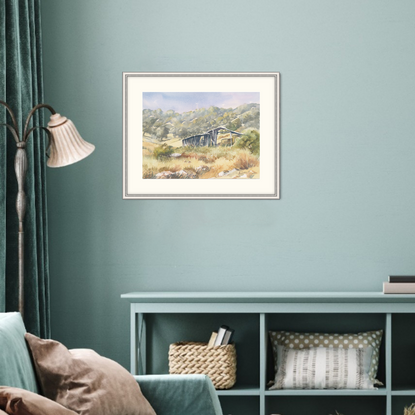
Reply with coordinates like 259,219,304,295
142,139,260,179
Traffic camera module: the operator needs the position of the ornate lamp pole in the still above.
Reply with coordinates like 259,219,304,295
1,101,95,318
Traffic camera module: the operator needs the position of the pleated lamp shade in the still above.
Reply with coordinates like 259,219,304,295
47,113,95,168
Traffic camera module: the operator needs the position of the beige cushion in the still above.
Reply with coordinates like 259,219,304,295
25,334,156,415
0,386,77,415
269,330,383,383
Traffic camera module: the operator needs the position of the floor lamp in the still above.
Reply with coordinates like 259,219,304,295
0,100,95,318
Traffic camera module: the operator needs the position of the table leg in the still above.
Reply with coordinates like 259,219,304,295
137,312,147,375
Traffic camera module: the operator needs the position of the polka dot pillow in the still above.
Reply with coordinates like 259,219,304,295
269,330,383,384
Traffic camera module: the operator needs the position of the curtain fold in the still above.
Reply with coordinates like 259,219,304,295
0,0,50,338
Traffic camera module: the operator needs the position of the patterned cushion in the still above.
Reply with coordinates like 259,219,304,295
270,345,375,390
269,330,383,383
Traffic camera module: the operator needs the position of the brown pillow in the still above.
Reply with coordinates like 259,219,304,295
0,387,77,415
25,334,156,415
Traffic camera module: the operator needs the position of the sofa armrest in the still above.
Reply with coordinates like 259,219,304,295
135,375,223,415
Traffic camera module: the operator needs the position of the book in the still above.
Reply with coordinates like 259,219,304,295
213,325,229,346
221,328,234,345
383,282,415,294
207,332,217,348
388,275,415,283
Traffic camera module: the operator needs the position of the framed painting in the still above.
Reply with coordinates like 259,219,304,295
123,72,280,199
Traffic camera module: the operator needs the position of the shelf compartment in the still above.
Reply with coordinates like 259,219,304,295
265,313,387,387
144,312,260,389
266,396,386,415
393,396,415,415
392,314,415,390
219,396,259,415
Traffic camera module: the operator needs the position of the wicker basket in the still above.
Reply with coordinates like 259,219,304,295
168,341,237,389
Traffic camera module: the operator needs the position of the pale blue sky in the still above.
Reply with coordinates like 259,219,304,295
143,92,260,113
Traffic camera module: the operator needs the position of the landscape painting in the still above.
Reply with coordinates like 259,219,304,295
142,92,260,180
123,72,279,199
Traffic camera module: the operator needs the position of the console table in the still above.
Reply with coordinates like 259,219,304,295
121,292,415,415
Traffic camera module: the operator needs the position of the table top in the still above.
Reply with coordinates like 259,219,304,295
121,291,415,304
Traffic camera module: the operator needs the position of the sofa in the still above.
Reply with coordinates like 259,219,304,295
0,312,223,415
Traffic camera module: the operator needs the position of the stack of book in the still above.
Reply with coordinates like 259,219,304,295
207,325,235,348
383,276,415,294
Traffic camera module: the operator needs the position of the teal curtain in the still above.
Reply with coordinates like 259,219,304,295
0,0,50,338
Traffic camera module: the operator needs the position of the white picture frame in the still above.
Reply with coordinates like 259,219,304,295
123,72,280,199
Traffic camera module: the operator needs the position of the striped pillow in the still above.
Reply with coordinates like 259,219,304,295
271,345,375,390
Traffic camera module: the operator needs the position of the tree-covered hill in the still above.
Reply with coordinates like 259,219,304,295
143,103,260,141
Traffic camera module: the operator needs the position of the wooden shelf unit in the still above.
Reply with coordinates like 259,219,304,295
121,292,415,415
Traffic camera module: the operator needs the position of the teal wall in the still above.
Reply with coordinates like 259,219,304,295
41,0,415,367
